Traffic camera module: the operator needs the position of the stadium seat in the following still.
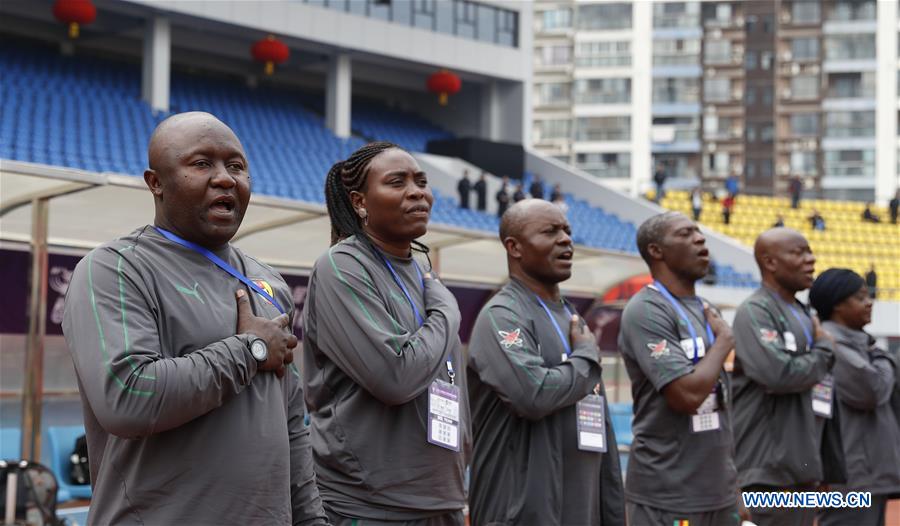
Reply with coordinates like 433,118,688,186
0,427,21,460
43,425,92,502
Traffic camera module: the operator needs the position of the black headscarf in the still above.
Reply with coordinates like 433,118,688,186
809,268,865,321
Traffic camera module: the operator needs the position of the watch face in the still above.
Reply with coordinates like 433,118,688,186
251,339,267,361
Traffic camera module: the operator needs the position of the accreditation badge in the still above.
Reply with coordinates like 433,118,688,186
575,394,606,452
427,380,461,451
811,374,834,418
690,387,721,433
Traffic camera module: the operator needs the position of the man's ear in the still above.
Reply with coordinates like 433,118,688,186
646,242,663,261
144,169,163,197
504,237,522,259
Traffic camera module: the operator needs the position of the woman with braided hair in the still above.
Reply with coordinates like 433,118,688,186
301,142,470,526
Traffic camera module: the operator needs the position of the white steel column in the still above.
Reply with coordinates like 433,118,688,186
875,0,898,204
326,53,352,138
141,16,170,113
630,0,653,196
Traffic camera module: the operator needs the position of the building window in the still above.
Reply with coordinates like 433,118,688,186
653,77,700,104
791,1,821,24
790,151,818,175
540,8,572,31
652,2,701,29
825,35,876,61
653,116,700,142
705,40,733,65
653,38,701,66
533,119,570,141
704,115,740,139
576,152,631,178
574,78,632,104
827,72,875,98
790,113,820,136
759,159,774,177
575,116,631,141
708,152,731,175
828,0,876,22
790,75,819,99
760,124,774,142
825,111,875,137
760,51,773,70
703,2,733,25
578,3,632,30
791,37,820,61
824,149,875,177
535,82,571,105
704,77,732,102
744,50,757,69
575,41,631,67
536,45,572,67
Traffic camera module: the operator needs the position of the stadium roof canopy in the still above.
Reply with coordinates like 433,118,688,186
0,159,647,296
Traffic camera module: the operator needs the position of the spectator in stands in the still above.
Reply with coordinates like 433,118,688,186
773,214,785,228
550,183,563,203
732,228,837,526
690,187,703,221
809,268,900,526
457,170,471,209
862,203,881,223
789,176,803,209
62,112,327,525
512,183,526,203
309,141,468,525
722,193,735,225
529,175,545,200
474,172,488,212
653,164,668,203
619,212,745,525
496,177,511,217
725,174,740,196
808,209,826,231
865,264,877,299
890,190,899,224
467,199,624,526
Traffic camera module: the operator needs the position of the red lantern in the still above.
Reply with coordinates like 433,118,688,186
53,0,96,39
251,35,290,76
427,70,462,106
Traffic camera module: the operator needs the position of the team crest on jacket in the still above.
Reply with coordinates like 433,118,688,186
647,339,669,359
759,328,779,343
498,328,524,348
252,279,274,298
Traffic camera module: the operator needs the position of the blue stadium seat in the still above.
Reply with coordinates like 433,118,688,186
43,425,92,502
0,427,21,460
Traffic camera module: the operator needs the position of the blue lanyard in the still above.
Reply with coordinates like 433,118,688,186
652,281,714,364
376,250,425,327
787,304,813,350
534,294,574,356
376,249,455,382
154,226,285,315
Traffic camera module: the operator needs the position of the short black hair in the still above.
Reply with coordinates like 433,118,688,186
636,212,682,264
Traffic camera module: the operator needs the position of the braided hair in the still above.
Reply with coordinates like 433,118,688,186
324,141,432,266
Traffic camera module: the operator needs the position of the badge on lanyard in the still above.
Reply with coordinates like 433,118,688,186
576,392,607,453
812,374,834,418
690,383,721,433
783,331,798,352
428,378,461,451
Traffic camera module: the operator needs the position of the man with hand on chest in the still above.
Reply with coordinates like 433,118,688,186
63,112,328,525
732,228,837,526
618,212,744,526
467,199,624,526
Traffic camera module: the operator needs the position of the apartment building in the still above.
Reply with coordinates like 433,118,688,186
532,0,899,202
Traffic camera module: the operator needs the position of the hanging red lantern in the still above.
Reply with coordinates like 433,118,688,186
427,70,461,106
251,35,290,76
53,0,97,39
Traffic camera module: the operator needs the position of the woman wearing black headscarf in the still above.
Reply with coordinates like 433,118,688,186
810,269,900,526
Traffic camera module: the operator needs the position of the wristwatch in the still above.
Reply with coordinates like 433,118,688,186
248,336,268,364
